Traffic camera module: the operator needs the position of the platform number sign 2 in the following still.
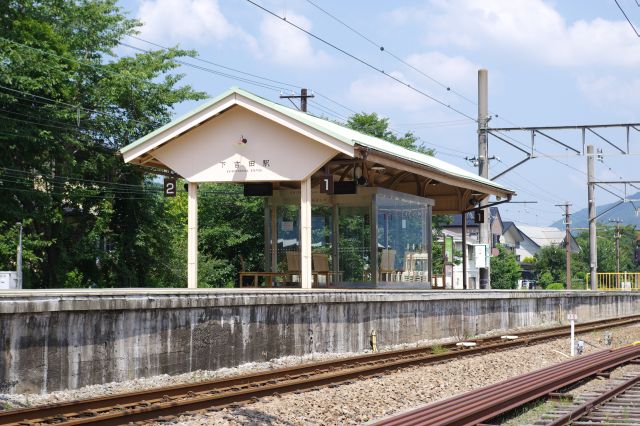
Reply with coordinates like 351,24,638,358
164,178,177,197
320,175,334,194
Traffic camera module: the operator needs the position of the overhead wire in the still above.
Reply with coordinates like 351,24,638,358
290,0,636,211
613,0,640,36
302,0,478,107
244,0,477,122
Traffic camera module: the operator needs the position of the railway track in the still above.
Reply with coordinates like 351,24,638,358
538,371,640,425
2,315,639,426
372,344,640,426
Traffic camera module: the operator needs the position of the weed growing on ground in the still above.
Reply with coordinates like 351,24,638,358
430,345,448,355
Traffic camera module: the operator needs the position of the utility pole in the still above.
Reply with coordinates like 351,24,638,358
555,202,572,289
16,222,22,289
478,69,491,289
587,145,597,290
280,88,314,112
610,218,622,274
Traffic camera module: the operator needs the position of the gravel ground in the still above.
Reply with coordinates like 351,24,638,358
166,323,640,426
1,322,639,426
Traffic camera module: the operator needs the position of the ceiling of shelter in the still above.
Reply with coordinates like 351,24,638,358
303,153,504,215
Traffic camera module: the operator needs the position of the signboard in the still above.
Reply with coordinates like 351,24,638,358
567,313,578,321
444,236,454,263
163,178,177,197
319,175,334,194
444,263,453,289
475,244,488,268
473,209,484,224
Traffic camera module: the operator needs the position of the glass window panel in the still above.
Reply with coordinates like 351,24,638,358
338,206,372,283
376,191,430,283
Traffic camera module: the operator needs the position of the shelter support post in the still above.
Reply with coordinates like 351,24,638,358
271,205,278,272
187,182,198,289
426,206,433,289
332,199,339,280
371,197,378,285
300,178,312,289
462,213,468,289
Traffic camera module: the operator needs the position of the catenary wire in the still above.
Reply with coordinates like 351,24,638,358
613,0,640,36
244,0,477,122
302,0,478,107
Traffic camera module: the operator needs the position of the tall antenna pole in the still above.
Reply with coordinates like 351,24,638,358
478,69,491,289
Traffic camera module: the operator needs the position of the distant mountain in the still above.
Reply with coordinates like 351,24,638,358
551,192,640,230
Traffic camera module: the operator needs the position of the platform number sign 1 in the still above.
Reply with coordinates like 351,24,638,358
164,178,177,197
320,175,334,194
473,209,484,224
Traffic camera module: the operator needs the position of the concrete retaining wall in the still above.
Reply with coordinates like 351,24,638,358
0,289,639,394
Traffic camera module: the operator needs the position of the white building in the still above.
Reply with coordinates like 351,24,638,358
438,229,485,289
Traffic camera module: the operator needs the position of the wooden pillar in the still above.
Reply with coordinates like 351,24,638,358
187,182,198,289
300,178,312,288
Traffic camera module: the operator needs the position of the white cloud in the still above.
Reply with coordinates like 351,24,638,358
347,71,426,113
392,0,640,68
406,51,478,93
258,11,331,68
137,0,256,49
577,75,640,110
347,52,479,114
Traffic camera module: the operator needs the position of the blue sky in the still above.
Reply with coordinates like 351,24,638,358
117,0,640,227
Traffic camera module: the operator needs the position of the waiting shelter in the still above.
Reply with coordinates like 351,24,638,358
120,87,514,289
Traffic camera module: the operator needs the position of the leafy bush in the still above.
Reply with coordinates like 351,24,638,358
538,271,554,288
546,282,565,290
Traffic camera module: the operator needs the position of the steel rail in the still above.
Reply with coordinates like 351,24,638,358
372,345,640,426
1,315,639,425
546,374,640,425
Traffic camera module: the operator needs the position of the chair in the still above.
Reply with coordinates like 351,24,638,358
285,251,301,283
380,249,397,282
312,253,330,287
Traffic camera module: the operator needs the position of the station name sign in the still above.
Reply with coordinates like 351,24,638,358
218,159,271,174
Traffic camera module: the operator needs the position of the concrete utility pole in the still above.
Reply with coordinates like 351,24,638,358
280,88,314,112
478,69,491,289
587,145,597,290
555,202,572,289
16,222,22,289
610,218,622,274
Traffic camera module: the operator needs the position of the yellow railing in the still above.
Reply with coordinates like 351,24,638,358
586,272,640,291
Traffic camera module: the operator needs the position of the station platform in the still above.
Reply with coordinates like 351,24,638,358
1,289,638,394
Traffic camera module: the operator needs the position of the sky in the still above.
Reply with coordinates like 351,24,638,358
117,0,640,227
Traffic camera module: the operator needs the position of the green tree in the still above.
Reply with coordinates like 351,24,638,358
490,245,521,289
534,245,566,284
346,113,435,155
0,0,205,287
573,225,639,275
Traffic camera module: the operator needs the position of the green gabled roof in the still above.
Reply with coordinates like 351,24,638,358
120,87,512,194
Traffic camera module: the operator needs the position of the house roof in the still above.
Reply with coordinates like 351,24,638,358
119,87,513,198
502,221,525,241
514,224,579,252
